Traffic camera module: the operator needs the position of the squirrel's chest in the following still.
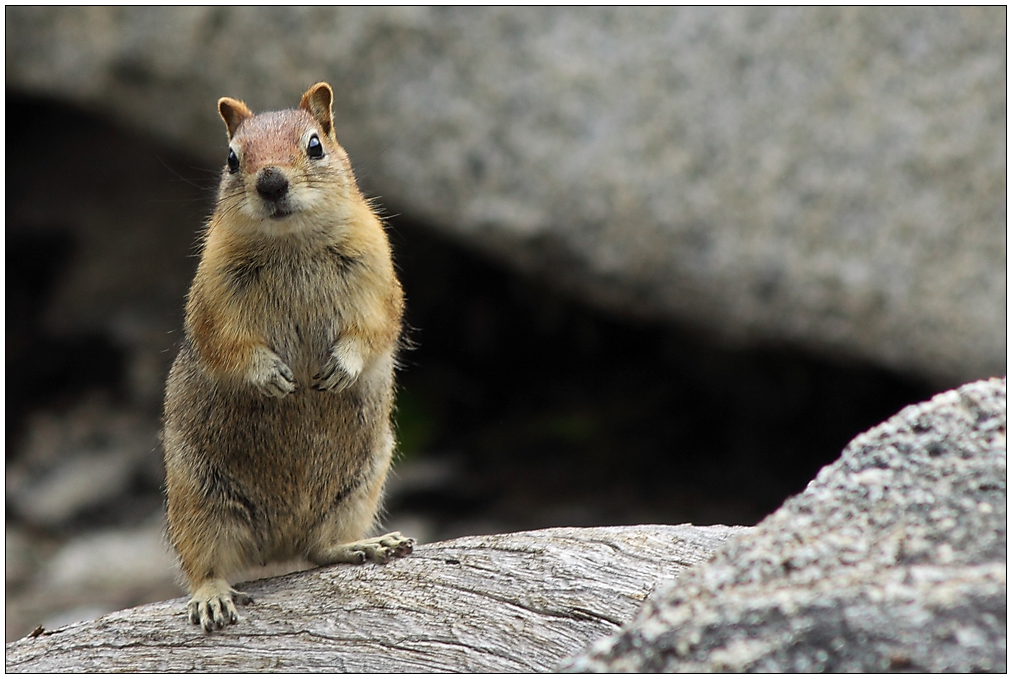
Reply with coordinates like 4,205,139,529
223,248,362,372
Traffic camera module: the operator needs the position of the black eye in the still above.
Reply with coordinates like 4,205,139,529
307,134,324,159
227,149,239,174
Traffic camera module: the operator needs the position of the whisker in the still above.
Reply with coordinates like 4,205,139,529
157,156,220,191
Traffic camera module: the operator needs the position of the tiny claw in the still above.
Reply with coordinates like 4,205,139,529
278,361,294,381
200,602,215,633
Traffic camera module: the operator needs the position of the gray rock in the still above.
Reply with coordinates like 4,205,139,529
5,7,1005,385
561,377,1007,673
5,528,39,590
6,393,161,528
44,523,176,591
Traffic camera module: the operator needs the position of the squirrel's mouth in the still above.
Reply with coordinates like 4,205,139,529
263,201,295,220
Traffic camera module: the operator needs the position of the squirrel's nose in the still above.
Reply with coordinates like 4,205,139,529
256,168,289,202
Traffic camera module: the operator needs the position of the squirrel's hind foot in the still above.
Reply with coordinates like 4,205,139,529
311,531,415,566
187,579,253,632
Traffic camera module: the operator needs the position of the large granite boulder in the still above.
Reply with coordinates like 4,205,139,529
5,7,1005,386
561,377,1007,672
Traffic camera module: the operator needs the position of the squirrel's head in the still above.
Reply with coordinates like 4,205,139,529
214,83,358,229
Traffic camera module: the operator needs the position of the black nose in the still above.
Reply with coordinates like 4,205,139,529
256,168,289,202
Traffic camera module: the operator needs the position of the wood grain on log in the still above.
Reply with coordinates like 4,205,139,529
5,524,746,673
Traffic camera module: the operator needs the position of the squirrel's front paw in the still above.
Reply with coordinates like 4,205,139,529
249,349,296,398
312,341,363,392
187,579,253,632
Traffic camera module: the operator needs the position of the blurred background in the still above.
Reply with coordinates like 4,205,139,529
5,7,1005,641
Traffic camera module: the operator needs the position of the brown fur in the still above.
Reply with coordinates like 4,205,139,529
163,83,412,632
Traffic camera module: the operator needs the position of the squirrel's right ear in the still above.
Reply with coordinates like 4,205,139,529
300,83,335,140
218,97,253,139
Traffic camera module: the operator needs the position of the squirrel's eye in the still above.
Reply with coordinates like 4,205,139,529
227,149,240,174
307,134,324,160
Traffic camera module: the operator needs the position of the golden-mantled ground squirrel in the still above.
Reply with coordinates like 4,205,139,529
162,83,413,632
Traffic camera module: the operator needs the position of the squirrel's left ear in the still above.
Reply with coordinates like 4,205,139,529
300,82,335,139
218,97,253,140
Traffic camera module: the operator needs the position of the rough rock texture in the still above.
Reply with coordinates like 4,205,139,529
562,377,1007,673
5,7,1006,385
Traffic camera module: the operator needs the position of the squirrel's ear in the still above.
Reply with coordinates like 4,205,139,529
218,97,253,139
300,82,334,139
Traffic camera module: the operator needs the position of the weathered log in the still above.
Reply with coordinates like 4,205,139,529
5,524,745,673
